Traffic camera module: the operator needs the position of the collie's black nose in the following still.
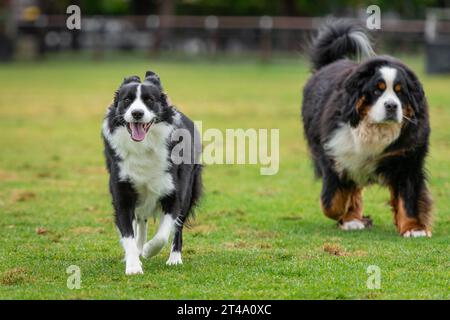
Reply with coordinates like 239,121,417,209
131,110,144,120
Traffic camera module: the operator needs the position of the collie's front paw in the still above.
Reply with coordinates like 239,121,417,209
125,258,143,275
166,251,183,266
142,237,167,259
402,229,432,238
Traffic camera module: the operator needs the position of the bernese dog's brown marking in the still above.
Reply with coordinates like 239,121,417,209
302,21,433,237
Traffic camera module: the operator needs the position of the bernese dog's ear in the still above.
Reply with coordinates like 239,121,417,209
343,92,361,127
343,66,372,127
402,67,425,115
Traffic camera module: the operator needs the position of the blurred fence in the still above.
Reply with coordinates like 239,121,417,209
9,14,450,62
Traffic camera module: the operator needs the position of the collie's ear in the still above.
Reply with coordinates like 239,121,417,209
160,93,171,106
121,75,141,85
144,70,162,89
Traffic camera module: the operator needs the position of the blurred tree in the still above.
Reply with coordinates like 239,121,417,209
33,0,450,18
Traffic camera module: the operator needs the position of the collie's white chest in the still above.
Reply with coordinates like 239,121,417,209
325,121,401,185
103,122,175,216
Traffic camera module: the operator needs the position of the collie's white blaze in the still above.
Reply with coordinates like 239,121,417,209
368,67,403,123
121,237,143,275
124,84,156,124
143,214,176,258
340,219,365,230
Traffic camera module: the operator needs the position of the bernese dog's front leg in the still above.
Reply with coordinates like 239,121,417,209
389,181,432,237
320,174,372,230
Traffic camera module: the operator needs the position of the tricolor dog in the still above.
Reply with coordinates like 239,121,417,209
102,71,202,274
301,21,433,237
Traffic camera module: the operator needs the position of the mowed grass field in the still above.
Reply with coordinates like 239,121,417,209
0,55,449,299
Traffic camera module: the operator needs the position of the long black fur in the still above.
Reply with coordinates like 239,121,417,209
301,21,432,227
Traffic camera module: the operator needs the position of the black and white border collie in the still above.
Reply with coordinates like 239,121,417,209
301,21,433,237
102,71,202,274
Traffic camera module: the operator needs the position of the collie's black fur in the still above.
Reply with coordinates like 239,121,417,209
301,21,432,236
103,71,202,274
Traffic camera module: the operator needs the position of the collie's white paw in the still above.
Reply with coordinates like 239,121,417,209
403,229,431,238
166,251,183,266
125,258,143,275
340,219,365,230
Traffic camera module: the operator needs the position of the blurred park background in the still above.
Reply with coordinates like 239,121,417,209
0,0,449,72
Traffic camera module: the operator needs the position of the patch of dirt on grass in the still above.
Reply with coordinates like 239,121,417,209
323,243,347,256
70,226,105,235
0,268,30,286
11,190,36,202
189,223,217,235
79,166,106,175
36,171,59,179
35,227,63,242
224,240,248,249
36,227,49,235
0,170,18,181
322,242,367,257
224,240,271,250
96,217,113,224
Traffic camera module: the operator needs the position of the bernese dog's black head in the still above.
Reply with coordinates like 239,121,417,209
343,57,425,128
110,71,172,142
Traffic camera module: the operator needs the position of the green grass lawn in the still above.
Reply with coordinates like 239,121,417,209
0,55,449,299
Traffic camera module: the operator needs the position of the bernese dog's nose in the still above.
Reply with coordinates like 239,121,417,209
131,110,144,120
385,101,398,113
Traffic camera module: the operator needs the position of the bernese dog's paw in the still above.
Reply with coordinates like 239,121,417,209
402,229,432,238
339,219,366,230
166,251,183,266
125,258,143,275
339,216,372,231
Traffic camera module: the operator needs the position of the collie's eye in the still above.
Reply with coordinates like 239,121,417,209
394,84,402,92
144,97,154,103
123,98,131,103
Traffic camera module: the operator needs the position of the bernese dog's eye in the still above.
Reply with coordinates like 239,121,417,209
394,84,401,93
376,82,386,90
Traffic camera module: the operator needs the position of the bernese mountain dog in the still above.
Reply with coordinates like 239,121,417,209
301,21,432,237
102,71,202,274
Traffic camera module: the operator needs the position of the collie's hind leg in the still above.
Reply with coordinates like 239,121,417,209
166,217,184,265
142,213,175,259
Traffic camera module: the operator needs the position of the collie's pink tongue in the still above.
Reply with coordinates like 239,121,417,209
130,123,146,141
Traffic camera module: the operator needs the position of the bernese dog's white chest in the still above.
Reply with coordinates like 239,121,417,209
325,121,401,185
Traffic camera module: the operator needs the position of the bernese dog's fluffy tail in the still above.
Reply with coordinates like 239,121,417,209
309,20,375,71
